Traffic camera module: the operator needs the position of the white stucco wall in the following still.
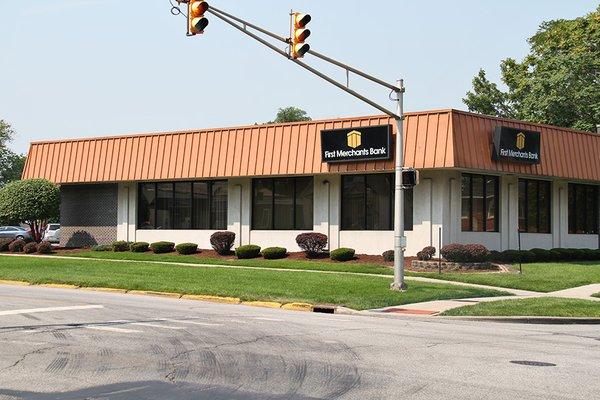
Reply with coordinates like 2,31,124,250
116,170,599,255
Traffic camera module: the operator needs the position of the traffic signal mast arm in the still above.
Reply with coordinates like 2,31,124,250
206,6,401,118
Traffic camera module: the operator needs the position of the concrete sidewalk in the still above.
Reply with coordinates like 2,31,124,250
375,284,600,316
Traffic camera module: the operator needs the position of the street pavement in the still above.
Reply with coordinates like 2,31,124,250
0,284,598,400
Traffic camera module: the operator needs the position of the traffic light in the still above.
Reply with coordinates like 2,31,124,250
401,168,419,189
188,0,209,35
291,12,311,59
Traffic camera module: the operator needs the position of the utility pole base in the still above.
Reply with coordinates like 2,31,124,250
390,281,408,292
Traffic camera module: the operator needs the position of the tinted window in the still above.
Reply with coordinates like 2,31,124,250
568,183,598,234
341,174,413,231
252,177,314,230
461,174,499,232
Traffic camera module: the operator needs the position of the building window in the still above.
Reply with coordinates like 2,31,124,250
137,181,228,230
518,179,551,233
252,177,314,230
568,183,598,234
461,174,499,232
341,174,413,231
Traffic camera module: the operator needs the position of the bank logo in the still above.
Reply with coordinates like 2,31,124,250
347,130,362,149
516,132,526,150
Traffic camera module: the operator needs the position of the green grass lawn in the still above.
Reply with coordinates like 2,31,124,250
412,262,600,293
0,255,508,310
62,250,394,276
442,297,600,318
593,293,600,298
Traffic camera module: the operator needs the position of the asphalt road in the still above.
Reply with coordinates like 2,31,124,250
0,285,598,400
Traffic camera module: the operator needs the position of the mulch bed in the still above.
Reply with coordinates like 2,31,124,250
49,248,506,273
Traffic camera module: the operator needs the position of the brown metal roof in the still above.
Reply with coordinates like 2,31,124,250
22,109,600,184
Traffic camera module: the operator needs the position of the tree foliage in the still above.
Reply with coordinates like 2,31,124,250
0,119,26,187
270,107,312,123
0,179,60,242
464,6,600,131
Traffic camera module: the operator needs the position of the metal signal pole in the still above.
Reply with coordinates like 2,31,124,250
391,79,407,291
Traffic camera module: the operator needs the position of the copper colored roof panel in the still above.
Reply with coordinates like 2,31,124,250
22,109,600,184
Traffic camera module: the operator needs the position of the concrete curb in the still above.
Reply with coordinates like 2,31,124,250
282,302,314,312
242,301,283,309
181,294,241,304
439,316,600,325
0,280,30,286
128,290,182,299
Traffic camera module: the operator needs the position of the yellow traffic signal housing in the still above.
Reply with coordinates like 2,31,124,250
188,0,209,35
291,12,311,59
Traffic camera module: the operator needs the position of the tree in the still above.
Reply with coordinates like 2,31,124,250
0,119,26,187
0,179,60,242
270,107,311,123
464,6,600,132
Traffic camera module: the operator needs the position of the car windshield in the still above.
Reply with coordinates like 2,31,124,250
48,224,60,230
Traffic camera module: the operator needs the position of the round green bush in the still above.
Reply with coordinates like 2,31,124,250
382,250,394,262
150,241,175,254
8,239,25,253
175,243,198,255
23,242,37,254
130,242,149,253
518,250,537,263
330,247,355,262
487,250,502,262
530,248,551,262
36,241,53,254
112,240,130,252
91,244,112,252
261,247,287,260
235,245,261,259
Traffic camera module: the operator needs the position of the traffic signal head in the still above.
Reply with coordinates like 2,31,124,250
188,0,209,35
291,12,311,59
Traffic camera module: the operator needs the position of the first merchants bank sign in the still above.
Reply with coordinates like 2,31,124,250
492,126,541,164
321,125,392,163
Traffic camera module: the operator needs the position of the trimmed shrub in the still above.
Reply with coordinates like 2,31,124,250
530,248,552,262
150,241,175,254
440,244,470,263
0,238,12,252
112,240,130,252
36,241,53,254
519,250,537,263
8,239,25,253
176,243,198,255
417,246,436,261
210,231,236,255
488,250,502,262
441,243,489,263
463,244,490,263
235,245,261,259
130,242,149,253
23,242,37,254
593,249,600,261
262,247,287,260
382,250,394,262
91,245,112,252
296,232,328,258
330,247,355,262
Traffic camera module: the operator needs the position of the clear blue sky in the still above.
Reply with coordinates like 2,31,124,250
1,0,597,154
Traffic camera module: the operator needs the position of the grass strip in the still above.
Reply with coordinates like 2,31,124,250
411,262,600,293
442,297,600,318
61,251,395,276
0,255,507,310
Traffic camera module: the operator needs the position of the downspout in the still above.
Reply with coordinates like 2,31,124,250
323,180,331,250
424,178,433,246
558,186,564,248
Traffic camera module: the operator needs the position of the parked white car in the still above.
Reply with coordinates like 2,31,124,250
43,223,60,244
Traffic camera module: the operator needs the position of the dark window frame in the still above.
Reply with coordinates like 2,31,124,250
137,180,228,230
251,177,314,231
518,179,552,234
461,173,499,232
568,183,599,235
340,173,413,231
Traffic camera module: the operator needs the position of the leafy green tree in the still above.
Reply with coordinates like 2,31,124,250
270,107,311,123
0,179,60,242
0,120,26,187
464,6,600,131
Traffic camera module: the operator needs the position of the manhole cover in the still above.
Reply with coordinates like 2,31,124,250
510,360,556,367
